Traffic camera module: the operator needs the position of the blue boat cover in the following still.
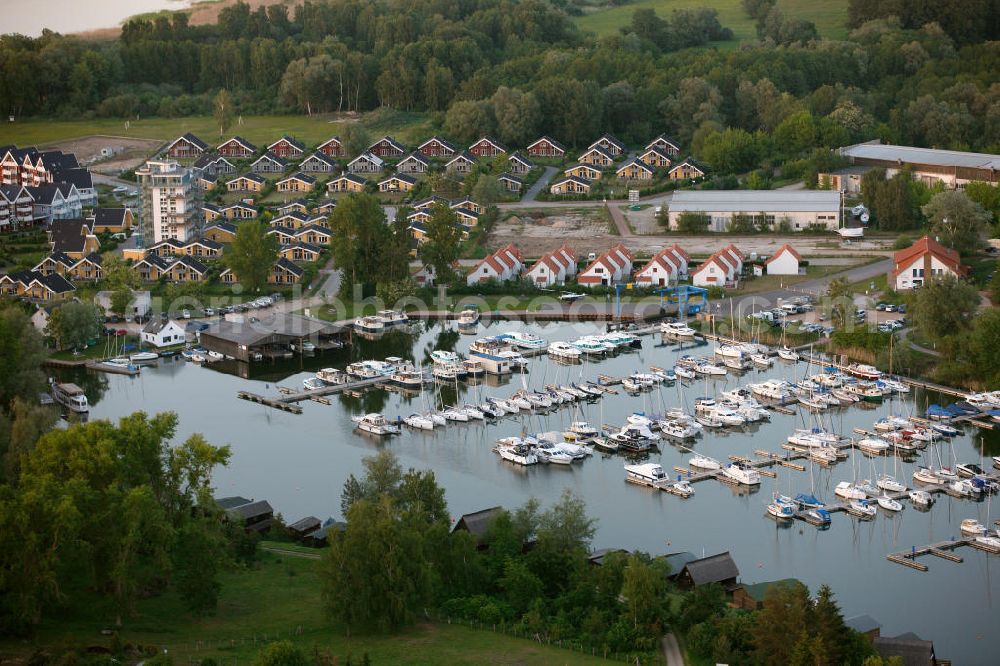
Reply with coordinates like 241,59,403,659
926,404,950,418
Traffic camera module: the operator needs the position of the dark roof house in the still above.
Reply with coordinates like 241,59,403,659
452,506,504,548
674,551,740,591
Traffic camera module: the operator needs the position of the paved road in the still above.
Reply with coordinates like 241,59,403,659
661,634,684,666
521,166,556,203
606,202,635,238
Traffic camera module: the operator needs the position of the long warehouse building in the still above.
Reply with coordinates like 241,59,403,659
666,190,841,232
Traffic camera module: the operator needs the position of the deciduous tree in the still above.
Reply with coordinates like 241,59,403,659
922,190,991,255
224,219,279,294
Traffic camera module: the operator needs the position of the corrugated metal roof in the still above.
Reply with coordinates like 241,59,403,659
842,141,1000,170
670,190,840,213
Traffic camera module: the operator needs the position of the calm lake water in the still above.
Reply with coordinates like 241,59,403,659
64,321,1000,665
4,0,192,36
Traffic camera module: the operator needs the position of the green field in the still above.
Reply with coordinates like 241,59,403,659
574,0,849,41
2,551,611,665
0,109,437,150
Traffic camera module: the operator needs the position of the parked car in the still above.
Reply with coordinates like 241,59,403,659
204,307,215,316
885,304,897,312
875,303,886,311
897,303,907,313
182,309,191,319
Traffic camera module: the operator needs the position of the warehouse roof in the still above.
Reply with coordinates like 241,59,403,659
841,141,1000,170
669,190,840,213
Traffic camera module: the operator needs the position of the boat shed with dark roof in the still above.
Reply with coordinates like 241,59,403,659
452,506,503,549
199,312,351,362
873,633,941,666
674,551,740,591
287,516,322,539
226,499,274,533
215,495,253,510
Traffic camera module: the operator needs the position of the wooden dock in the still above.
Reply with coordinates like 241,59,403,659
885,538,993,572
237,391,303,414
86,360,140,376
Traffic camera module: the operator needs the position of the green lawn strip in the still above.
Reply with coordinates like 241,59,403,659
0,552,609,666
0,110,436,150
574,0,848,41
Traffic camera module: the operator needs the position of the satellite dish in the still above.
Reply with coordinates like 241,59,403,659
860,212,870,224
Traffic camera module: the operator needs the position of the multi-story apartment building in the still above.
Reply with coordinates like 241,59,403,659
135,160,202,246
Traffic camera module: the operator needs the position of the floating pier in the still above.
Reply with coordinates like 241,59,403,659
885,538,994,572
237,391,303,414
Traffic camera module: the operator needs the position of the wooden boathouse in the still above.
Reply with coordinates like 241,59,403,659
200,313,351,362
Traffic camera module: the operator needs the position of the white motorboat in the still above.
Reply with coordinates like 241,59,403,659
750,379,795,401
49,381,89,413
975,534,1000,550
673,365,696,380
835,481,868,500
723,355,752,371
601,331,642,349
847,499,876,519
129,351,159,364
808,446,839,464
956,463,986,478
457,308,480,326
347,360,394,379
658,420,698,439
948,479,977,497
352,413,400,436
931,422,961,437
913,467,946,485
880,378,909,393
832,388,860,403
495,438,538,466
403,413,435,430
622,377,642,392
767,500,795,520
714,344,744,358
777,347,799,361
846,363,882,381
624,463,668,485
567,421,600,439
353,316,385,333
571,337,611,356
695,414,724,429
798,396,828,411
694,360,727,376
877,475,907,493
671,480,695,497
877,496,903,512
504,331,547,350
960,518,988,536
874,415,913,432
908,490,934,506
377,309,409,326
661,321,696,338
430,350,461,365
302,377,325,391
533,441,574,465
548,341,582,360
751,352,772,367
722,462,761,486
317,368,350,385
937,467,960,482
858,437,891,455
709,406,746,427
689,455,721,470
488,397,517,414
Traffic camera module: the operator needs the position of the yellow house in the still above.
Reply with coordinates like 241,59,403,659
204,221,237,243
25,273,75,302
227,174,265,192
549,176,592,195
327,173,366,193
638,147,672,168
279,242,323,263
91,208,134,233
616,159,654,181
564,164,602,180
272,211,310,230
222,203,257,220
269,258,305,284
203,204,222,222
49,219,101,261
669,160,706,181
67,254,103,281
33,252,76,276
134,255,172,281
276,172,317,193
295,225,332,246
577,146,614,168
378,174,417,193
164,256,208,283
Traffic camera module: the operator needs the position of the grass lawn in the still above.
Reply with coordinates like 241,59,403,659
574,0,848,41
0,551,610,666
0,109,437,150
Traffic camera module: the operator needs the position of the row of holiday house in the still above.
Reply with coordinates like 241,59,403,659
461,242,809,289
0,145,98,232
169,131,681,165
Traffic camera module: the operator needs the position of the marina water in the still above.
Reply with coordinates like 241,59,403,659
65,320,1000,665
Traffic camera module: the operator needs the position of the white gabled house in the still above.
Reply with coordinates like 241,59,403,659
525,244,577,287
141,319,187,348
465,244,523,285
576,244,633,286
765,244,800,276
634,244,690,287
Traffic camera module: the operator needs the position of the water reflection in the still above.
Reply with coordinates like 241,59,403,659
62,319,1000,665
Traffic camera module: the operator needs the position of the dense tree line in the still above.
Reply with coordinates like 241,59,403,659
320,450,879,660
0,306,248,633
3,0,1000,161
